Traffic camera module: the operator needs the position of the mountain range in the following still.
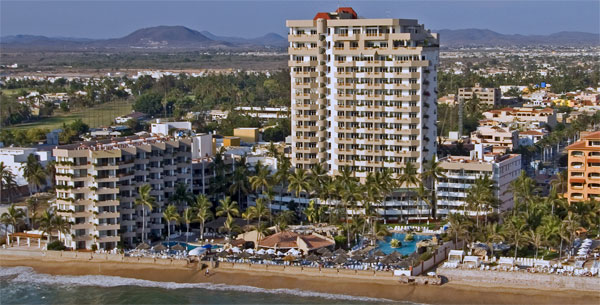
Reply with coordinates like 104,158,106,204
1,25,598,51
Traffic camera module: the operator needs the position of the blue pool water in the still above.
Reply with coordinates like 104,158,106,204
376,233,431,255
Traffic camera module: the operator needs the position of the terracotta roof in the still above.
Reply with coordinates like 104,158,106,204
313,12,331,20
336,7,358,18
258,231,334,250
520,130,545,136
567,131,600,150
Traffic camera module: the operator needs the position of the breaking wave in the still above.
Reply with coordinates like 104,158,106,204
0,266,397,303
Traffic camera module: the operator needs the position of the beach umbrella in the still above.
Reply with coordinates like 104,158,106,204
381,255,396,265
373,250,386,257
351,254,364,261
317,247,330,254
172,244,186,251
217,251,229,258
305,254,319,262
283,255,296,262
240,252,252,259
334,248,346,256
266,249,276,255
389,251,403,259
364,256,378,264
321,251,333,258
202,244,213,249
396,260,410,269
245,248,255,254
136,242,150,250
276,251,285,256
333,255,348,264
152,244,167,251
256,249,266,255
189,247,207,256
231,247,241,253
259,253,272,260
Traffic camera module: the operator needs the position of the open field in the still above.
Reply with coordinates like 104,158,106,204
6,99,133,131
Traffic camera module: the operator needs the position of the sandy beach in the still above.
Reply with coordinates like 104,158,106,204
1,253,598,305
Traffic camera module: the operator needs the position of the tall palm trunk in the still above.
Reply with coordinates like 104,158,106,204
142,207,146,243
185,221,190,245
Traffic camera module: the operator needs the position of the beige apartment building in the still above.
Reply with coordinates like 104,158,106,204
458,83,501,107
436,144,521,217
566,131,600,203
482,107,557,129
53,135,192,250
287,7,438,180
471,125,519,153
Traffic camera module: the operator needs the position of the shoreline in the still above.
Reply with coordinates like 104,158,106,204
1,253,599,304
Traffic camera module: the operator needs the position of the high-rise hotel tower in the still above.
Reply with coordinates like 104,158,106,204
287,8,439,179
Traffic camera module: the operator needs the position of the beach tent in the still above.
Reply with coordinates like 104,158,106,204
305,254,319,262
152,244,167,251
448,250,464,263
498,257,514,267
266,249,276,255
189,247,207,256
373,250,386,257
534,260,550,268
463,255,480,267
286,248,301,256
172,244,185,251
256,249,266,255
231,247,242,253
334,248,346,256
136,242,151,250
333,255,348,264
317,247,330,254
245,248,255,254
217,251,229,258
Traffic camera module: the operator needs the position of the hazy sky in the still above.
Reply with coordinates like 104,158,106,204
1,1,598,38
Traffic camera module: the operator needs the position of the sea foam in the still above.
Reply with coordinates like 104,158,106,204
0,266,397,303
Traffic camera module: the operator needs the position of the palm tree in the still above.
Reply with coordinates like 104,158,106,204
53,215,71,244
38,210,55,244
216,196,240,219
287,168,311,198
447,213,469,246
561,212,581,258
0,162,12,203
526,228,544,259
252,197,270,229
45,160,56,190
415,181,431,225
196,202,214,240
507,170,537,215
182,207,197,245
274,210,296,232
0,204,26,241
255,222,271,242
249,163,271,196
26,197,42,229
273,155,291,214
421,156,447,220
162,205,180,247
1,170,18,204
170,183,193,211
504,215,528,259
21,154,46,195
398,162,420,223
375,168,395,223
303,200,318,224
340,180,363,249
229,166,250,209
134,184,155,244
221,215,241,239
482,222,504,257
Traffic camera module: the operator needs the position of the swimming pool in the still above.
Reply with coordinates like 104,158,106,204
375,233,431,255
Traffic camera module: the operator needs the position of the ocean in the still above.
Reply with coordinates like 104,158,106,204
0,267,406,304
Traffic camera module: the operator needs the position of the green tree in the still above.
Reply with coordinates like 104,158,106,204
134,184,155,244
0,204,26,242
162,205,180,247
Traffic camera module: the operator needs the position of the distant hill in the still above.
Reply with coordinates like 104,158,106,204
436,29,599,46
200,31,287,47
96,26,225,48
1,26,598,51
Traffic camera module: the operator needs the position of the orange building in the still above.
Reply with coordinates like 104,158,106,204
566,131,600,203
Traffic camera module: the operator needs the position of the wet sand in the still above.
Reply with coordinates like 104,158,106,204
1,254,598,304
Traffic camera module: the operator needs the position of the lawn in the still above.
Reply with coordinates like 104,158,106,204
7,99,134,131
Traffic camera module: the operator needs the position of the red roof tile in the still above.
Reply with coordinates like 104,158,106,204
336,7,358,18
313,12,331,20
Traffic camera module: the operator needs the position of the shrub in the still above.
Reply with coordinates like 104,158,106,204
419,251,433,262
47,241,66,251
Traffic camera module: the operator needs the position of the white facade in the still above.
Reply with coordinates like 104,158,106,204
0,147,51,186
150,121,192,136
436,145,522,217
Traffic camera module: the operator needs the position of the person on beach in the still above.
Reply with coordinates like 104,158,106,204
205,268,210,277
